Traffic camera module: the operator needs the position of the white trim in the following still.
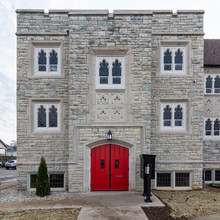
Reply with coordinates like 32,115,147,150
34,47,61,77
160,102,186,131
95,56,125,89
155,171,192,190
204,169,220,183
204,74,220,95
161,46,186,75
204,117,220,140
33,102,61,132
27,172,66,191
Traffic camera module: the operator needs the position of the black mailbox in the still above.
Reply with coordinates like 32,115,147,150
140,154,156,179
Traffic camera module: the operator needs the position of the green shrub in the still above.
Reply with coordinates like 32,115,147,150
36,156,51,197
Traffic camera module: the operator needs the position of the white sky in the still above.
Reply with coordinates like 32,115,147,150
0,0,220,144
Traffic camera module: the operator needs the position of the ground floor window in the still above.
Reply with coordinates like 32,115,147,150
204,170,212,181
156,172,191,188
30,174,37,188
204,169,220,182
50,174,64,188
215,170,220,181
175,173,189,187
157,173,171,187
29,173,65,189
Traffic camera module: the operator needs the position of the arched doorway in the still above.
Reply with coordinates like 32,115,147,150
91,144,129,190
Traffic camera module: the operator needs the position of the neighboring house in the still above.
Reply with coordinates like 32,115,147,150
6,141,17,157
203,39,220,183
0,139,7,156
6,146,17,157
17,9,208,192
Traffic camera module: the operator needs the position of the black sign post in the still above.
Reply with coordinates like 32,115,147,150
140,154,156,203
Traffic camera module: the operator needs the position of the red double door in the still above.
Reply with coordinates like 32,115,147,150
91,144,129,190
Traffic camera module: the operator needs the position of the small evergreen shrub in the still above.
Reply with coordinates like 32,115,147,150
36,156,51,197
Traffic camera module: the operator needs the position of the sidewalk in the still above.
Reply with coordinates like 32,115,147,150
0,191,164,220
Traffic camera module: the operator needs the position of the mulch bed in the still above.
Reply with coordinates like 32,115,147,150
142,206,188,220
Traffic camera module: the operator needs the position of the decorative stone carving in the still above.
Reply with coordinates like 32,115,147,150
204,97,220,116
96,93,124,121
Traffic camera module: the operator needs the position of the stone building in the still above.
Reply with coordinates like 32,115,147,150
203,39,220,184
16,9,211,192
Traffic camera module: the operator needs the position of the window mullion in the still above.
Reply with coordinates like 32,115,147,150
171,106,174,128
212,76,214,94
172,48,174,72
46,105,49,128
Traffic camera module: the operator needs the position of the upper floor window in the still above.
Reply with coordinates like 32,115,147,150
161,102,186,131
34,103,60,132
161,47,186,74
34,47,60,76
204,117,220,138
96,57,125,89
205,74,220,94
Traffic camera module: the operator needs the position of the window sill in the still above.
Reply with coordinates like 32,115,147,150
203,137,220,142
32,129,62,134
204,93,220,96
160,72,187,76
28,73,64,79
28,188,65,192
158,129,188,135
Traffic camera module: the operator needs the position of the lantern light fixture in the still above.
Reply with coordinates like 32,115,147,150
107,130,112,140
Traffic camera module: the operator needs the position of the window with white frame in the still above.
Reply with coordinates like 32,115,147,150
29,173,64,189
204,117,220,138
161,46,186,74
156,172,191,188
161,102,186,131
204,169,220,182
34,102,60,132
95,57,125,89
34,47,61,76
204,74,220,94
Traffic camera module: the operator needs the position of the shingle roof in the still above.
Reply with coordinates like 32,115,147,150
204,39,220,66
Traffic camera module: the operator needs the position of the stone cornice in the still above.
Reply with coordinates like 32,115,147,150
152,32,205,36
16,9,205,16
16,32,68,36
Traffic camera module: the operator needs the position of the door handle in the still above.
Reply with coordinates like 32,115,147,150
108,170,112,176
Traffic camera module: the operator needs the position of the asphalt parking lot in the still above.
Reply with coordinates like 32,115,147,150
0,167,17,183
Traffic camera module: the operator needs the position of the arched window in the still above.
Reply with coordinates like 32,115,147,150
174,105,183,126
205,119,212,136
49,50,58,72
214,76,220,93
206,76,212,93
175,49,183,71
49,105,58,127
164,49,172,71
99,60,109,84
38,50,47,71
38,105,46,127
214,119,220,136
163,105,172,126
112,59,121,84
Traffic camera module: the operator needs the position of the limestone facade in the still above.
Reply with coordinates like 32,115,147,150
16,9,211,192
